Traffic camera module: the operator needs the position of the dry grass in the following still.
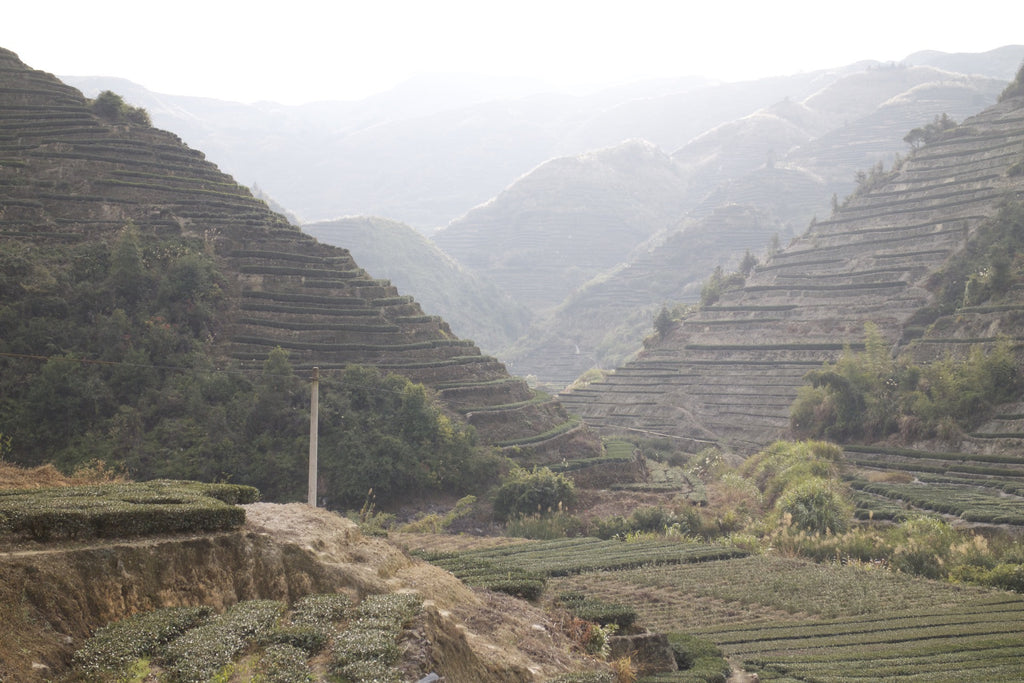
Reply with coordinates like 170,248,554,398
389,531,530,555
0,461,123,490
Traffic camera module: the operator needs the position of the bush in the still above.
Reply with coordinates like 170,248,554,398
289,593,352,628
492,467,577,522
258,643,313,683
505,511,584,539
666,633,729,682
161,600,285,683
265,625,329,654
774,478,852,535
559,592,637,630
952,563,1024,592
73,606,212,681
329,593,421,681
90,90,151,125
0,480,256,541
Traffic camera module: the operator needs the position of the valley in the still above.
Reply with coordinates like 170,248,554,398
3,42,1024,683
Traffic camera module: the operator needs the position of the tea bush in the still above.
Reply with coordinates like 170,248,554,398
162,600,285,683
559,592,638,630
0,480,257,541
665,633,729,682
329,593,422,683
289,593,352,628
257,643,312,683
73,606,211,681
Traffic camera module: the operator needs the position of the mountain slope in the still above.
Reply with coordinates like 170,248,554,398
63,69,857,231
562,82,1024,451
501,65,1008,388
0,47,596,474
304,216,530,354
433,139,691,315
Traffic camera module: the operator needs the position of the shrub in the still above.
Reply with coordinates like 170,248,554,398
505,511,584,539
889,517,960,579
73,606,211,681
547,673,617,683
559,592,637,630
740,440,842,507
0,480,256,541
90,90,151,125
289,593,352,628
265,625,329,654
161,600,285,683
774,478,852,535
492,467,577,522
330,627,399,669
328,594,421,682
258,643,312,683
666,633,729,682
952,563,1024,592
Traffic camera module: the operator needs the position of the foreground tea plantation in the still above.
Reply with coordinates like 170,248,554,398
72,592,420,682
546,554,1024,682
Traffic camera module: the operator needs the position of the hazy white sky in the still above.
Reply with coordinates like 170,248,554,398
4,1,1022,105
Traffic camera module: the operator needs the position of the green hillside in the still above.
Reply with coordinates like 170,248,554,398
0,47,598,505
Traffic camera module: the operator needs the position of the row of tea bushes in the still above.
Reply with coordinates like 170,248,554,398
71,592,422,683
0,480,260,541
413,550,547,600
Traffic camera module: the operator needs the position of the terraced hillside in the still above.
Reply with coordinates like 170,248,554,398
562,86,1024,451
472,65,1007,390
504,203,788,388
0,47,590,459
304,216,531,355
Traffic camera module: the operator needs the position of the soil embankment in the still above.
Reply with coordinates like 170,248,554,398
0,503,592,681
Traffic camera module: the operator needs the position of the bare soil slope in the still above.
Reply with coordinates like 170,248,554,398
0,503,597,681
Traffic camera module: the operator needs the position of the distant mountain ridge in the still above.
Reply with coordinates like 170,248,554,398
63,47,1024,391
434,62,1010,387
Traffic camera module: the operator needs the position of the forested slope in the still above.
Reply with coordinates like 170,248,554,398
0,48,597,501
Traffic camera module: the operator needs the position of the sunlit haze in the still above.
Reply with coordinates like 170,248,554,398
4,0,1023,104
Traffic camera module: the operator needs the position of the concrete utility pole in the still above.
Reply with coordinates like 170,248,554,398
308,366,319,507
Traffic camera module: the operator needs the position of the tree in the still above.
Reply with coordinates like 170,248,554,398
904,114,957,149
90,90,151,126
654,306,673,338
109,222,147,307
91,90,125,121
492,467,576,521
999,62,1024,102
738,250,758,276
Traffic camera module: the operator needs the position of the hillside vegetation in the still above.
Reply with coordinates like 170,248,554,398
431,63,1008,387
564,67,1024,452
305,216,531,352
0,47,599,504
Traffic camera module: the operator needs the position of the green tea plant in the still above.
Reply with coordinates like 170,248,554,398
72,606,212,681
161,600,285,683
329,593,422,682
0,480,258,541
